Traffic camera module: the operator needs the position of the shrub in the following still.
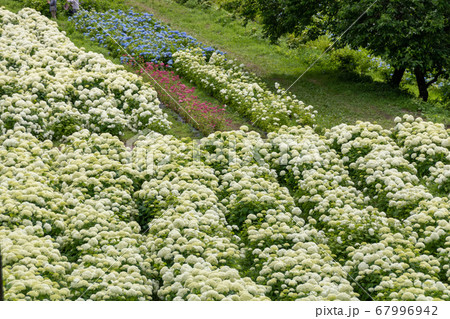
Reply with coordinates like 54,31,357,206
131,60,231,135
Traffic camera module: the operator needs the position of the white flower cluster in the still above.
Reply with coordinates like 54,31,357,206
257,123,449,299
405,197,450,283
0,129,66,236
262,125,396,256
0,129,72,301
322,121,449,288
325,121,443,219
257,242,357,301
63,204,154,301
0,8,170,141
1,227,72,301
426,162,450,195
1,110,448,300
55,130,138,221
54,131,154,301
173,48,316,132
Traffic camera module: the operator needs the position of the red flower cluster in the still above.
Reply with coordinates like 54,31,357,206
127,59,231,135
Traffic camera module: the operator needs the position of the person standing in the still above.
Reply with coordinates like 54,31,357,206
66,0,80,15
48,0,57,19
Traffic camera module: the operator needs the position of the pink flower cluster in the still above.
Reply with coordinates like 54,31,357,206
127,59,231,135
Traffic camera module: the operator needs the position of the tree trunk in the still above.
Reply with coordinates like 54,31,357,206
390,68,405,88
414,67,429,101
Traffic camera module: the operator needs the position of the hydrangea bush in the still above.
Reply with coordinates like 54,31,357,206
392,115,450,178
133,61,231,134
0,8,170,141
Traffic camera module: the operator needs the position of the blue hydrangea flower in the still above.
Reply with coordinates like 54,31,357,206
72,9,224,66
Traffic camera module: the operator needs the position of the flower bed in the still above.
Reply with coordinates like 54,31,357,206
1,117,449,300
0,129,156,301
133,61,231,135
72,9,316,132
0,8,170,141
173,49,316,132
194,122,450,300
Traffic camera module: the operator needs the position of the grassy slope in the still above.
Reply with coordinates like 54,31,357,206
128,0,448,128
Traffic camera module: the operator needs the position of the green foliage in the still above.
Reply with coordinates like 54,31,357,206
335,1,449,68
173,0,211,9
437,81,450,110
336,0,450,101
22,0,54,16
240,0,331,43
285,33,305,49
330,47,374,76
409,99,450,126
175,0,248,13
215,0,241,12
304,35,331,52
